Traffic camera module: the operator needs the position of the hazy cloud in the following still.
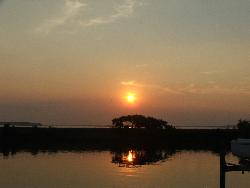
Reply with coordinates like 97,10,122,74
121,80,137,86
178,83,250,95
35,0,140,34
80,0,136,27
121,80,250,95
121,80,182,94
200,70,225,75
35,0,86,34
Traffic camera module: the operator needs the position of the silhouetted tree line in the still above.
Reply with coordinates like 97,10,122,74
112,115,175,130
237,119,250,137
237,119,250,130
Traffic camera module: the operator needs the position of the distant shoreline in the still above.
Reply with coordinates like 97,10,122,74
0,125,236,129
0,126,239,143
0,126,241,158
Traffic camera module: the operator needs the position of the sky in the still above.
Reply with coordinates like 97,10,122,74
0,0,249,126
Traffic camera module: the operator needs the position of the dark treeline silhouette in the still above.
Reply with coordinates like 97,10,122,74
1,117,249,157
112,114,175,130
0,127,237,157
237,119,250,138
0,138,223,158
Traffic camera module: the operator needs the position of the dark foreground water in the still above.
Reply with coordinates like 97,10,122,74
0,149,249,188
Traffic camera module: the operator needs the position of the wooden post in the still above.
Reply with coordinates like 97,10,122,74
220,150,226,188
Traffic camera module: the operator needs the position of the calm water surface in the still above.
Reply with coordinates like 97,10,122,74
0,150,249,188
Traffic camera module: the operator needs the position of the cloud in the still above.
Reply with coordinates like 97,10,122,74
80,0,136,27
120,80,182,94
120,80,250,95
200,70,224,75
177,83,250,95
35,0,86,34
35,0,141,34
121,80,137,86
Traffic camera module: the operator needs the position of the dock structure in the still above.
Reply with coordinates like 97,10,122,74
220,151,250,188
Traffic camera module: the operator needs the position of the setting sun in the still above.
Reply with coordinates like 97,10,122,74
126,93,136,104
127,95,135,103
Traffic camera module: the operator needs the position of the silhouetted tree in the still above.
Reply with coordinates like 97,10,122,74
112,115,175,130
237,119,250,138
237,119,250,129
237,119,250,130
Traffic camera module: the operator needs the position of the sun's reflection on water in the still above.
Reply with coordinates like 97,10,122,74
125,150,135,163
112,149,173,169
118,150,138,168
112,149,174,179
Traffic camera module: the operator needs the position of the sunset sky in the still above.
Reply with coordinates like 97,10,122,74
0,0,249,126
